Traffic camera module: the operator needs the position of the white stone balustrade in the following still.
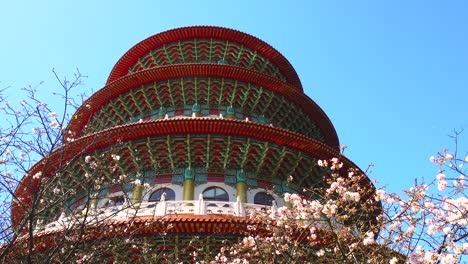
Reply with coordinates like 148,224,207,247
33,197,276,235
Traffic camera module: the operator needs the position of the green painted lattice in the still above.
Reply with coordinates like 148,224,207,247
127,38,286,82
83,77,324,141
53,134,322,206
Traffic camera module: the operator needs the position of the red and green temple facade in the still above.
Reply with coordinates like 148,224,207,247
9,26,378,259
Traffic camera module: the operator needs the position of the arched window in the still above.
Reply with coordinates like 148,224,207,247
254,192,275,206
149,188,176,202
202,187,229,202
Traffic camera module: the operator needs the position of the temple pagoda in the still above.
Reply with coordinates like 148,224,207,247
8,26,379,262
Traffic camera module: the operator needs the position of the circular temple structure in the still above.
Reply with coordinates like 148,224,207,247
8,26,379,261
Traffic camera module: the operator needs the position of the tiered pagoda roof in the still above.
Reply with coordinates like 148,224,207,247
10,26,379,258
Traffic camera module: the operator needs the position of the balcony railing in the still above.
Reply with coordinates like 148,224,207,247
34,196,277,234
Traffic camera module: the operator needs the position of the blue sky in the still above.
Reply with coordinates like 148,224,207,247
1,0,467,193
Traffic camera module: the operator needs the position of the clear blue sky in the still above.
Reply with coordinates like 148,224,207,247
1,0,467,193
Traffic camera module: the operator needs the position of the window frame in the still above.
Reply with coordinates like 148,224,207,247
148,187,176,202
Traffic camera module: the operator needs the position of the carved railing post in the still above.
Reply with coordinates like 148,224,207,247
195,194,206,215
235,196,245,217
155,192,167,216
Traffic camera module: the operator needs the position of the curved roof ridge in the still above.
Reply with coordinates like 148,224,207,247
106,26,303,90
67,65,339,149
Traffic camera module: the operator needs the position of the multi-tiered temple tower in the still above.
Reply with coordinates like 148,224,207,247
10,26,378,261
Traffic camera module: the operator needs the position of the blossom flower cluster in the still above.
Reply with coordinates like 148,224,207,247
213,151,468,263
213,157,385,262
